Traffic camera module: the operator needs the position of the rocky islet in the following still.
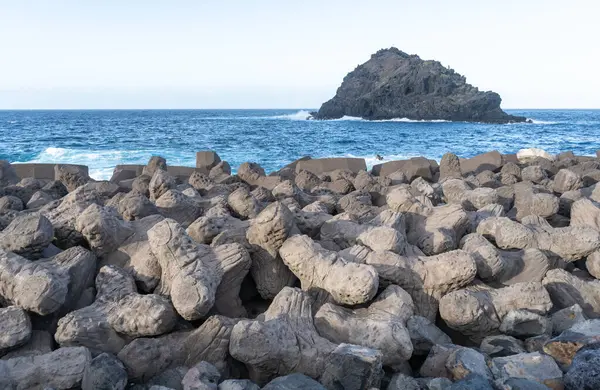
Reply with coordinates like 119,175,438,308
2,149,600,389
312,47,527,124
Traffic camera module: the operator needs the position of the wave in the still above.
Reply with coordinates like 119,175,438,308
269,110,313,120
528,119,559,125
14,147,196,180
268,110,450,122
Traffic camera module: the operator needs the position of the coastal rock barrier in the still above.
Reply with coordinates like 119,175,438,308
2,148,600,389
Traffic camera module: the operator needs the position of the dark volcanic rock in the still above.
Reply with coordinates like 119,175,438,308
313,48,526,124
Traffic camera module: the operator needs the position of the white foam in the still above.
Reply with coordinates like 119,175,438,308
341,153,433,170
89,167,117,181
270,110,313,120
332,115,365,121
14,147,195,181
374,118,450,123
265,111,450,122
528,119,559,125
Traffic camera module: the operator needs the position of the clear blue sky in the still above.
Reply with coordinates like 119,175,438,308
1,0,598,109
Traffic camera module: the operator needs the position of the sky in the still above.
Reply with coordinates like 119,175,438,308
0,0,598,109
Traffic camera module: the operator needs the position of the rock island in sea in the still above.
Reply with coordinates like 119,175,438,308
312,47,527,124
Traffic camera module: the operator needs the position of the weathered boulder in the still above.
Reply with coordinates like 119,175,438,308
0,247,95,315
227,187,263,219
0,213,54,259
0,306,31,355
229,287,382,386
55,164,90,192
477,216,600,261
498,310,551,338
118,315,236,382
26,190,55,209
314,285,414,366
512,182,559,221
553,169,583,194
543,319,600,369
182,361,221,390
0,346,92,389
55,265,177,354
114,190,158,221
448,374,494,390
0,330,54,360
563,343,600,390
439,152,462,181
261,374,326,390
460,151,504,176
82,353,128,390
149,169,176,202
143,156,167,177
542,269,600,318
148,219,250,320
480,335,526,358
319,344,383,390
551,304,588,335
460,233,550,285
407,315,452,355
187,214,249,245
155,189,204,227
521,165,548,183
490,352,563,389
209,161,232,183
42,182,118,248
319,218,407,253
218,380,260,390
280,235,378,305
364,249,476,320
570,198,600,231
387,187,470,255
445,348,492,382
439,282,552,340
0,195,23,212
196,151,221,171
246,202,298,299
76,204,163,291
132,174,152,197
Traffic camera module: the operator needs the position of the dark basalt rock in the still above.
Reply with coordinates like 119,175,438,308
313,47,527,124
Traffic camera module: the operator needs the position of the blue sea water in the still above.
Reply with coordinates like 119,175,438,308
1,109,599,180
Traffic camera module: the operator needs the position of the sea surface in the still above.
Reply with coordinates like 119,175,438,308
1,109,599,180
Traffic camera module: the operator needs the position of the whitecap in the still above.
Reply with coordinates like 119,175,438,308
267,111,453,122
528,119,559,125
269,110,313,120
331,115,365,121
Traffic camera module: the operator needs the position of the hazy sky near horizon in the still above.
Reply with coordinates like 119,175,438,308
1,0,599,109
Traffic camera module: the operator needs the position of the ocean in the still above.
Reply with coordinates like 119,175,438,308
1,109,599,180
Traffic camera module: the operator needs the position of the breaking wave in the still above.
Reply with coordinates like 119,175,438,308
528,119,559,125
268,110,450,122
14,147,196,180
